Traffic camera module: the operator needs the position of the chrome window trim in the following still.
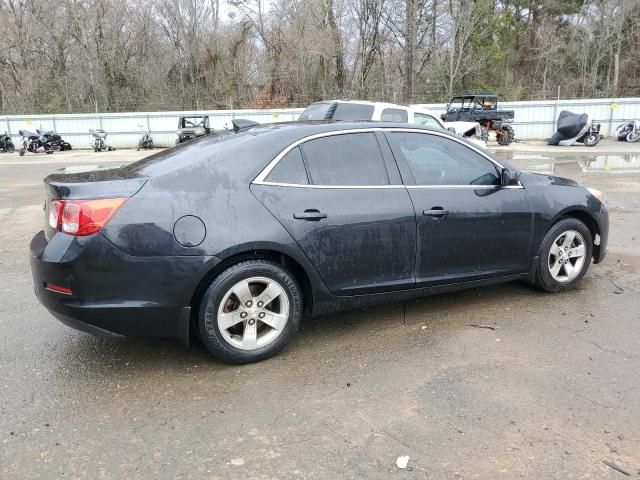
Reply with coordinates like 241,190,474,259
252,127,511,188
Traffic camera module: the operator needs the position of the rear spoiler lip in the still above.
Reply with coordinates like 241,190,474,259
44,176,148,200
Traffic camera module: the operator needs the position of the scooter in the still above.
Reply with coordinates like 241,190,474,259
36,128,72,151
547,111,601,147
0,132,15,153
615,120,640,143
136,125,154,150
18,129,54,156
89,129,116,152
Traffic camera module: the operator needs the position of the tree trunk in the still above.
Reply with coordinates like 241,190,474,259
326,0,345,96
404,0,417,103
611,51,620,98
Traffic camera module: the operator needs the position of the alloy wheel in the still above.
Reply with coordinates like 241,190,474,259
217,276,290,350
547,230,586,283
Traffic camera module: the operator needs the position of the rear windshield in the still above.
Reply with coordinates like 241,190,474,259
299,103,333,120
299,102,375,121
332,103,374,121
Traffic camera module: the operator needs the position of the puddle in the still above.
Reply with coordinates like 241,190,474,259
493,152,640,175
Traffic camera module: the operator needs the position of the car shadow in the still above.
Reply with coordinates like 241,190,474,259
50,278,555,377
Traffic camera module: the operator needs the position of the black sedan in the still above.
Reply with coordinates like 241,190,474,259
30,122,608,363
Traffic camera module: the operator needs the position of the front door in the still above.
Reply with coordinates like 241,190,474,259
252,131,417,295
386,131,532,285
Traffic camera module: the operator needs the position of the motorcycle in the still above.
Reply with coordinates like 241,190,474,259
136,125,154,151
18,129,54,156
0,132,15,153
615,120,640,143
547,110,601,147
89,129,115,152
36,128,72,151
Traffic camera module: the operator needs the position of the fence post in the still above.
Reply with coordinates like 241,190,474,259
608,101,615,137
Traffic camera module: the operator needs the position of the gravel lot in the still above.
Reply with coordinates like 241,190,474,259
1,140,639,479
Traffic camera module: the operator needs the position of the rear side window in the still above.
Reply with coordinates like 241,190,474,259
332,103,375,121
266,146,309,184
300,133,389,186
390,132,499,186
381,108,409,123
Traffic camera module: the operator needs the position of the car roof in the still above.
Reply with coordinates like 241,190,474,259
310,100,410,109
249,120,441,137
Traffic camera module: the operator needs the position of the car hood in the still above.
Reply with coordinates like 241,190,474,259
519,171,579,188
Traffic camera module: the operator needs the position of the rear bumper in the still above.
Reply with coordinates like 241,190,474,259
30,230,219,342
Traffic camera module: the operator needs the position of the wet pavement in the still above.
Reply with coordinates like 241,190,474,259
1,140,639,478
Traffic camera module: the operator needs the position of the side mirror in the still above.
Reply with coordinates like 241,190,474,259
447,127,456,133
501,168,520,186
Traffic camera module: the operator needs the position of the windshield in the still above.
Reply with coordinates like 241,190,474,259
179,117,207,128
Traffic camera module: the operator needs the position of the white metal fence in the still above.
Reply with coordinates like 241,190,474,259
3,97,639,149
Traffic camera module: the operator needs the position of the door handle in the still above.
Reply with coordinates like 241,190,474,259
294,209,327,221
423,207,448,218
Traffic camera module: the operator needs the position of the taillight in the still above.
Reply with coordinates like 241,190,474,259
49,200,63,229
49,198,127,236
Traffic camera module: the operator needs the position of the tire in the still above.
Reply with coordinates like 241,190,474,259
45,150,54,154
198,260,303,364
8,144,14,153
149,140,154,149
627,130,640,143
583,133,600,147
19,149,25,157
496,125,514,146
534,218,593,293
480,126,489,142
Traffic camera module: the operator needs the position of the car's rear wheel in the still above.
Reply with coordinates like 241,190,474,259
534,218,593,292
198,260,302,364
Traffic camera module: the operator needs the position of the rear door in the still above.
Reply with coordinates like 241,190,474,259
386,130,532,285
252,131,417,295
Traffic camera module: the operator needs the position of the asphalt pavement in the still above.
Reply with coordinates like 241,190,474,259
1,140,639,479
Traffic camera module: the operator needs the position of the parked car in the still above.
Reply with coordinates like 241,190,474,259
441,93,515,145
176,115,211,144
299,100,486,148
30,122,608,364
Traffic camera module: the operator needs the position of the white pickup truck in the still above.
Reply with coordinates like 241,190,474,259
299,100,486,148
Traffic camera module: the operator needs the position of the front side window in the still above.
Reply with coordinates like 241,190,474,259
413,113,442,129
266,146,309,185
390,132,499,186
381,108,409,123
300,133,389,186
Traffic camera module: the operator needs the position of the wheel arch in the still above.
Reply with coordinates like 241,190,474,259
551,207,602,260
189,247,315,331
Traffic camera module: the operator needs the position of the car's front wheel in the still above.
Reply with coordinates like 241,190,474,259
198,260,302,364
534,218,593,292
